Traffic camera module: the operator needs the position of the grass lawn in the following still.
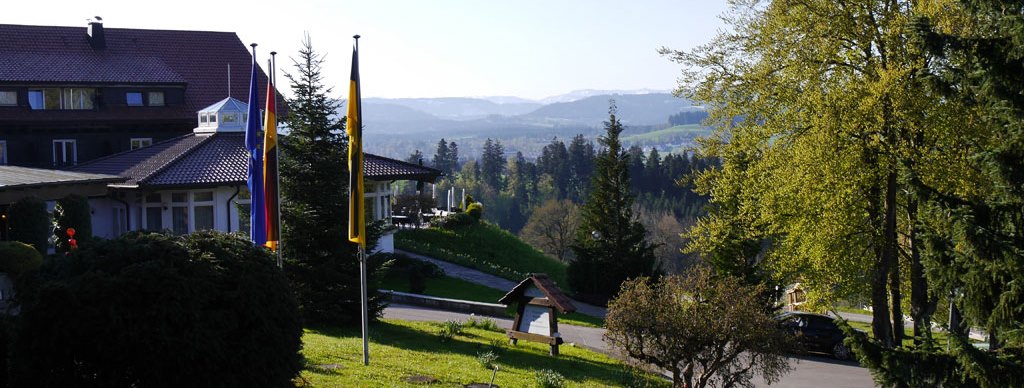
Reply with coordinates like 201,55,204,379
381,272,604,328
299,319,666,387
845,320,965,348
396,223,569,291
621,124,710,143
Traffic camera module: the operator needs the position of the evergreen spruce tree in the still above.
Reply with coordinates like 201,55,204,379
568,104,659,304
566,134,595,202
447,140,459,172
480,138,506,190
432,138,450,175
278,36,384,326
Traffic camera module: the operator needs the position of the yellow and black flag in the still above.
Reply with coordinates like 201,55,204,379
263,55,280,252
347,39,365,248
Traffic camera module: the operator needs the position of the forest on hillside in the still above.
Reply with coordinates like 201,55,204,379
393,134,716,273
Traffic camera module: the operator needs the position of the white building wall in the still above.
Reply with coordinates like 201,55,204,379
90,186,245,238
87,182,402,253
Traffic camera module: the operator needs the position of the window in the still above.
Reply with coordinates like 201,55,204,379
0,91,15,106
171,192,188,235
143,193,163,231
130,138,152,150
62,88,95,110
52,139,76,166
29,89,59,110
208,113,217,123
148,91,165,106
145,207,163,231
126,92,143,106
111,207,127,236
222,113,238,123
0,141,6,165
29,88,95,110
193,191,215,231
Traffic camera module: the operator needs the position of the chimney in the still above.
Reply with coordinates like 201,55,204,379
87,17,105,49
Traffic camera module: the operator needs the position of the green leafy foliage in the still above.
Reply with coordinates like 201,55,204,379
605,267,792,387
438,320,463,342
0,241,42,277
7,197,49,256
533,369,566,388
430,212,477,229
466,202,484,220
53,194,91,253
476,350,500,369
8,231,303,387
841,320,1024,387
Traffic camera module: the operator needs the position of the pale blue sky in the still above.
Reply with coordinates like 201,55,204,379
4,1,726,100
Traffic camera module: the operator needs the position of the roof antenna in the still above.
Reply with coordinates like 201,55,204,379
227,63,232,99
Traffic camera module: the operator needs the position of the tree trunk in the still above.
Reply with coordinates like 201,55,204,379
869,183,896,347
885,171,903,346
907,198,934,345
683,362,694,388
948,297,966,346
672,366,683,388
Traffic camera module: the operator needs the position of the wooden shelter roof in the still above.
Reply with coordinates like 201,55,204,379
498,273,577,313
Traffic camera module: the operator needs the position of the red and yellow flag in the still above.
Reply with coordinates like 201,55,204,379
347,42,365,247
263,60,280,252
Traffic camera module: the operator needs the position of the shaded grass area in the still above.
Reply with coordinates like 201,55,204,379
845,320,966,348
381,272,604,328
299,319,666,387
395,223,569,291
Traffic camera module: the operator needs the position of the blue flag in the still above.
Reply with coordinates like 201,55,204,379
245,47,267,246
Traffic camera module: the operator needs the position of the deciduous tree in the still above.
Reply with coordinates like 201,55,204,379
605,267,792,388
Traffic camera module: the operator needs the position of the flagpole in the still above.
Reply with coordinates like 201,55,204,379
270,51,283,269
354,34,370,367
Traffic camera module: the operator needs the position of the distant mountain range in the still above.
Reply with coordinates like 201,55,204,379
358,90,695,134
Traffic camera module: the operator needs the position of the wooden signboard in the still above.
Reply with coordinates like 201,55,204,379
499,273,576,356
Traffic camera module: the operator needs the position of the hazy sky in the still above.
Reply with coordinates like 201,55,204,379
4,1,727,100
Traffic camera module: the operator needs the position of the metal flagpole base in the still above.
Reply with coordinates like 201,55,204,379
360,246,369,365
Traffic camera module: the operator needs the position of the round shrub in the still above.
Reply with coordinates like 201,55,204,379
430,212,477,229
466,202,484,220
9,231,303,387
0,241,43,277
7,196,49,256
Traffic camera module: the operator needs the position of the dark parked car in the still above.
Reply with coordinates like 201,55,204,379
776,311,854,360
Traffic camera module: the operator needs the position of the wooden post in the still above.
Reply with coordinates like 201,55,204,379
549,307,559,356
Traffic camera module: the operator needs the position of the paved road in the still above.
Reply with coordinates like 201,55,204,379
384,303,876,387
395,249,608,318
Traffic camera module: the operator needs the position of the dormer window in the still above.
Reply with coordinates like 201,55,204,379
29,88,95,110
222,113,238,123
126,92,144,106
0,91,16,106
209,114,217,123
148,92,165,106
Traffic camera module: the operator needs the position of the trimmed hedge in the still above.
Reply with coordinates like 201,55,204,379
0,241,43,277
7,197,49,256
8,231,303,387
